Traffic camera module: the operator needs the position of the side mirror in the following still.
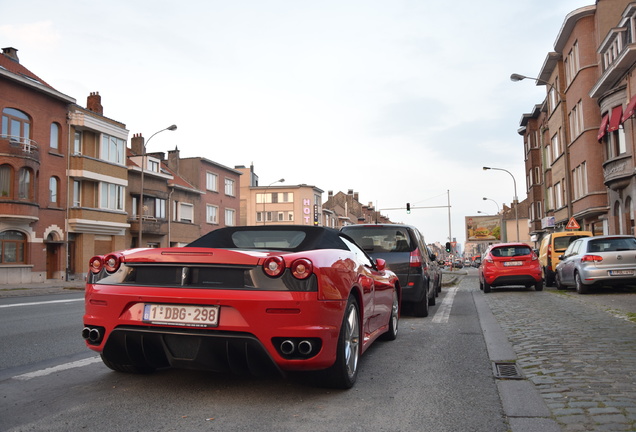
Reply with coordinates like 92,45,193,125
375,258,386,271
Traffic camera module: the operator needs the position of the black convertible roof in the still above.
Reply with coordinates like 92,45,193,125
186,225,350,252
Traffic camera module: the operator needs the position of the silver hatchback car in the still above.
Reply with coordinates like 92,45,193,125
555,235,636,294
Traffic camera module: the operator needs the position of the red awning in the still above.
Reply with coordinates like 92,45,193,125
622,94,636,122
608,105,623,132
597,114,610,141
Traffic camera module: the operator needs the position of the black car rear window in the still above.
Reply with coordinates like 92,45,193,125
341,227,412,252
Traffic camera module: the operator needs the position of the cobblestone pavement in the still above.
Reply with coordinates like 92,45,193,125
480,275,636,431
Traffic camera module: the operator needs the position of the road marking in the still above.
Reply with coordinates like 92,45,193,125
13,356,102,381
0,298,83,309
432,286,458,323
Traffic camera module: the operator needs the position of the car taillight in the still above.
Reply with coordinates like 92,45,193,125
104,253,123,272
410,249,422,268
291,258,313,280
263,256,285,277
581,254,603,263
89,256,104,274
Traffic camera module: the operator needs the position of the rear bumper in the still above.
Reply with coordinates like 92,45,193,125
488,274,541,287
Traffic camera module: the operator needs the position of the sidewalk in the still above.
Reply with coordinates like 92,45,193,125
0,279,86,298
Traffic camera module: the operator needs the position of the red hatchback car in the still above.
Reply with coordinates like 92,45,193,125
82,226,400,389
478,242,543,293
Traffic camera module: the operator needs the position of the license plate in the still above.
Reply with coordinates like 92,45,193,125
609,270,634,276
504,261,523,266
143,304,219,327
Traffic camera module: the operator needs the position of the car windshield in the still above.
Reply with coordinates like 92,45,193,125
341,227,412,252
491,246,531,257
587,237,636,252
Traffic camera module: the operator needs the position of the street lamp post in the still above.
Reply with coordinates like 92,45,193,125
262,179,285,225
477,210,490,215
482,197,500,214
138,124,177,248
483,197,504,242
483,166,519,242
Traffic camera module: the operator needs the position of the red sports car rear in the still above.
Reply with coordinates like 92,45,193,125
83,226,400,389
478,242,543,293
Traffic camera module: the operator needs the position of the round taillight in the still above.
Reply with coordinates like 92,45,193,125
89,256,104,274
291,259,313,280
104,254,121,273
263,256,285,277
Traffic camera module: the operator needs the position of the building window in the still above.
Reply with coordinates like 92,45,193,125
225,208,236,226
155,198,166,219
0,230,26,264
546,186,554,211
18,168,32,200
206,172,218,192
551,132,561,161
0,165,12,198
101,134,125,164
573,162,588,200
565,41,579,86
100,182,124,211
1,108,30,144
178,202,194,223
537,201,543,219
555,181,563,209
148,159,160,173
73,131,82,155
73,180,81,207
49,177,59,204
206,205,219,224
569,100,583,140
224,178,235,196
545,143,552,167
49,123,60,151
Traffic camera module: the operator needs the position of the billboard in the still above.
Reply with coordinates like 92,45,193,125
465,215,501,242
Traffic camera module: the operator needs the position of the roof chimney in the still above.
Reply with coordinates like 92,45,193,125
86,92,103,115
2,47,19,63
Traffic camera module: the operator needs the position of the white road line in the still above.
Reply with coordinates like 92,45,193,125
12,356,102,381
0,298,83,308
432,286,458,323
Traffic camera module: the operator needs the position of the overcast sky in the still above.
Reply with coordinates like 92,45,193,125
1,0,594,247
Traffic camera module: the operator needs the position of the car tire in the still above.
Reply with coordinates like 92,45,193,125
326,296,361,389
413,290,430,317
544,268,555,287
479,278,484,291
555,272,566,290
380,290,399,341
100,353,155,374
575,272,590,294
428,285,436,306
535,279,544,291
483,281,492,294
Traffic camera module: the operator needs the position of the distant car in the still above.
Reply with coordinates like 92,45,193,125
538,231,593,286
340,224,436,317
83,225,400,389
555,235,636,294
479,242,543,293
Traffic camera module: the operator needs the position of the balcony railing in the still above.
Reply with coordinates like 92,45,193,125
0,134,39,156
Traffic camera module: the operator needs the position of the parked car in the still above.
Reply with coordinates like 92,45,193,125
479,242,543,293
340,224,437,317
539,231,592,286
82,225,400,389
555,235,636,294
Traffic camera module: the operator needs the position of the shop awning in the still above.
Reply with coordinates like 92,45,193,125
597,114,610,141
622,94,636,122
608,105,623,132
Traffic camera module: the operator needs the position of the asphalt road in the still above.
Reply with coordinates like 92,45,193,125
0,279,510,432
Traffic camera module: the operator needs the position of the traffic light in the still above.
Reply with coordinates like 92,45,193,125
406,203,411,214
445,242,452,253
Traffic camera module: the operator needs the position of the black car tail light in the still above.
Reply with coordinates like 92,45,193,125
263,256,285,277
409,249,423,268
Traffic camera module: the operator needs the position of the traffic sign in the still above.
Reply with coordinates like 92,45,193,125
565,217,580,230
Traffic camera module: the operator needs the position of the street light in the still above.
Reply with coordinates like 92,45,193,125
262,178,285,225
483,166,519,242
477,211,490,215
482,197,500,214
138,124,177,248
